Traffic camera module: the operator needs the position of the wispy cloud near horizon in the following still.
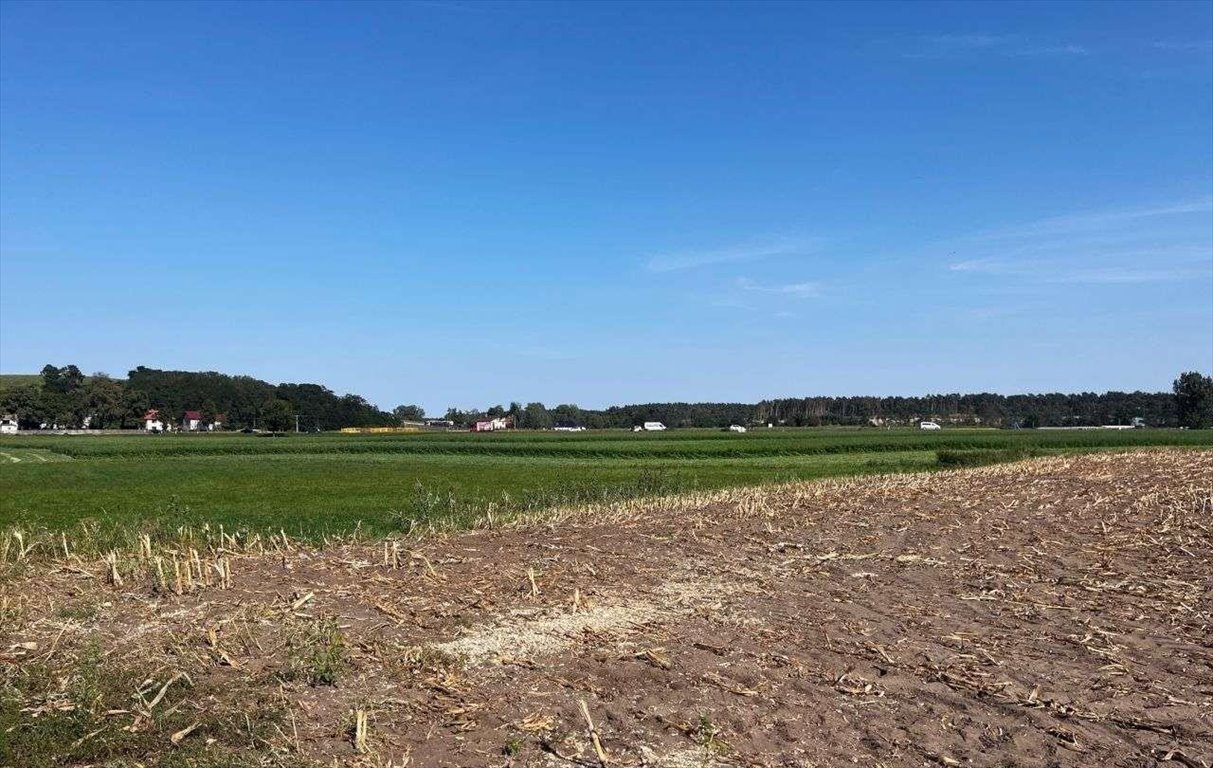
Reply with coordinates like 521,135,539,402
644,236,820,273
947,198,1213,287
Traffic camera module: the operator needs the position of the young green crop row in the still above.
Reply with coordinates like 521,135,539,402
1,428,1209,554
1,426,1209,460
1,449,942,549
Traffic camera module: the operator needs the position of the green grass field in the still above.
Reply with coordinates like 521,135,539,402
2,428,1210,547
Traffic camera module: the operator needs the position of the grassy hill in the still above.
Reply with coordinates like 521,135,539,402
0,373,114,393
0,374,41,392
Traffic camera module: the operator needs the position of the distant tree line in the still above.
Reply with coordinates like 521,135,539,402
0,364,397,431
440,401,598,430
4,365,1209,431
439,372,1212,430
753,391,1179,428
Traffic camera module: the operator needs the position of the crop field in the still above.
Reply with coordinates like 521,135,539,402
1,450,1210,767
2,427,1211,549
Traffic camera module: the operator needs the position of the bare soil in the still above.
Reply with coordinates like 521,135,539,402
3,450,1211,767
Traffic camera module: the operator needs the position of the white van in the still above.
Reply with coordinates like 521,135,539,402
919,421,941,431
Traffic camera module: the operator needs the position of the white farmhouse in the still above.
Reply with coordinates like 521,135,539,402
472,416,511,432
0,414,17,434
143,409,166,432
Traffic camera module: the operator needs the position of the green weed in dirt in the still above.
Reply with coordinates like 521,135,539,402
0,644,294,767
284,616,347,687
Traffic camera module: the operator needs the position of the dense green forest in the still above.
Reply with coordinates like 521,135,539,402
0,365,396,430
447,391,1179,430
444,372,1211,429
2,365,1209,431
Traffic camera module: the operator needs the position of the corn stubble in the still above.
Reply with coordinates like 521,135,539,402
1,449,1210,768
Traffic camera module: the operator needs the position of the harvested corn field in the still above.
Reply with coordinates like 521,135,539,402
2,450,1211,767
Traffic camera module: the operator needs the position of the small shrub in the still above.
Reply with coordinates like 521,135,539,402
285,616,346,686
696,713,726,754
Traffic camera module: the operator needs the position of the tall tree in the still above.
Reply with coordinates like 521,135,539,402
82,374,125,429
261,398,295,432
551,403,584,427
522,402,552,430
1,384,47,429
121,388,151,429
40,364,84,394
392,404,425,422
1174,371,1213,429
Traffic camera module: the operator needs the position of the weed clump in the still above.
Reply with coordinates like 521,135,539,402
284,615,346,686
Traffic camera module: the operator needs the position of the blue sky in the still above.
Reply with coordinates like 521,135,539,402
1,0,1210,413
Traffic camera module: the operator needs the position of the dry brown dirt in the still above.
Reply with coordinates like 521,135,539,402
3,450,1212,767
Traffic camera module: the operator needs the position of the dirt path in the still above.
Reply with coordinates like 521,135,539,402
3,450,1211,767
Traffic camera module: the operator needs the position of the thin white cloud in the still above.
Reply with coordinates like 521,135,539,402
645,236,820,273
950,259,1209,285
927,34,1012,49
1151,40,1213,52
489,343,579,361
966,198,1213,242
949,258,999,272
945,198,1212,288
906,34,1089,60
1046,266,1209,284
736,277,822,298
709,296,752,310
1015,44,1089,56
